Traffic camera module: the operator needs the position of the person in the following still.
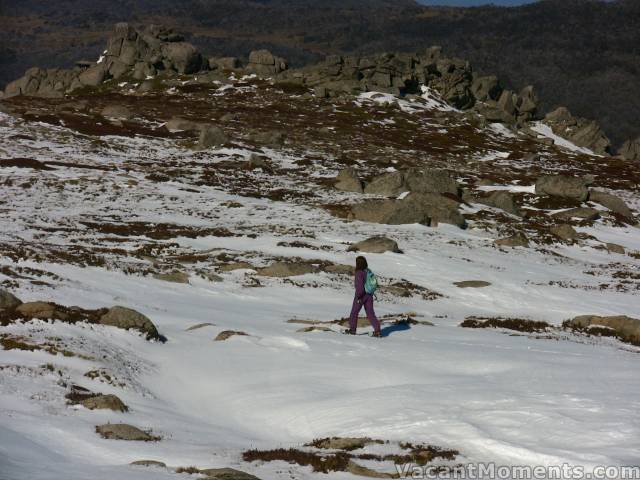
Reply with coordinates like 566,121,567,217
345,256,381,337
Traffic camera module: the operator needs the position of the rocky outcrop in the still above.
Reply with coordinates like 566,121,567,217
348,236,401,254
3,23,207,98
100,306,160,340
535,175,589,201
246,50,288,76
618,137,640,161
566,315,640,345
334,168,364,193
350,192,466,228
477,191,521,216
589,190,634,221
96,423,159,441
81,394,128,412
364,169,459,197
543,107,611,155
550,224,579,241
16,302,68,320
0,288,22,310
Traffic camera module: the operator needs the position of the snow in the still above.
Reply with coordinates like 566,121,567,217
1,94,640,480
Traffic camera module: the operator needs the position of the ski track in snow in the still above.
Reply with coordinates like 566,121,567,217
0,98,639,480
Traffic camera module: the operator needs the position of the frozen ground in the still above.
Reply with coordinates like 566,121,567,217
0,82,639,480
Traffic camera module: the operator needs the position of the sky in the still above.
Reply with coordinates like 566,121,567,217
417,0,537,6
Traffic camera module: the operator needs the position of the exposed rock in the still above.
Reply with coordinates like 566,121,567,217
470,75,501,102
351,193,466,228
550,224,579,241
552,208,600,222
589,190,634,220
210,57,241,71
96,423,158,441
334,168,364,193
477,190,521,216
347,461,395,479
81,394,128,412
454,281,491,288
186,322,216,331
214,331,249,342
619,137,640,161
323,264,354,275
218,262,254,272
567,315,640,345
165,116,200,132
606,243,626,255
348,236,401,254
246,49,288,76
495,232,529,248
0,289,22,310
130,460,167,468
248,130,286,148
154,271,190,284
161,42,203,74
535,175,589,201
543,107,611,155
257,262,317,277
297,326,333,333
364,169,458,197
247,154,270,170
197,125,229,150
99,306,160,340
101,105,132,120
200,467,261,480
311,437,379,450
16,302,67,320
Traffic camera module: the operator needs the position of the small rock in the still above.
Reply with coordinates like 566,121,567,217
0,288,22,310
606,243,626,255
454,281,491,288
130,460,167,468
348,236,401,254
256,262,317,277
495,232,529,248
186,322,216,331
296,326,332,333
100,306,160,341
247,154,270,170
214,331,248,342
311,437,379,450
199,467,261,480
165,116,200,132
81,394,128,412
154,271,190,284
552,208,600,221
95,423,158,441
550,224,579,241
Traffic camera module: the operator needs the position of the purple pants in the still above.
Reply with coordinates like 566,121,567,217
349,294,380,332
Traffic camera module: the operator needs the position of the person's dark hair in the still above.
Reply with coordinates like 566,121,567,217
355,256,368,271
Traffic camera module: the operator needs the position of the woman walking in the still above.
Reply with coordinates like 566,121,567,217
346,256,381,337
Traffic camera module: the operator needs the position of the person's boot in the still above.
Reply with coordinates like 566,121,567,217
371,330,382,338
343,329,356,335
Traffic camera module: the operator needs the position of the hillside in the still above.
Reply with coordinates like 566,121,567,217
1,23,640,479
1,0,639,148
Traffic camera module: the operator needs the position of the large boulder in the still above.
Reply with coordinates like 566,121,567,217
552,207,600,222
348,236,401,254
334,168,364,193
567,315,640,345
364,171,405,196
544,107,611,155
470,75,501,102
589,190,634,220
619,137,640,161
99,306,160,340
550,224,579,241
0,289,22,310
96,423,158,441
161,42,202,74
16,302,67,320
364,169,458,197
535,175,589,201
477,191,521,216
246,49,288,76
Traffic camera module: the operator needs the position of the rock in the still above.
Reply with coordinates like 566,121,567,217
95,423,158,441
16,301,67,320
256,262,317,277
247,49,288,76
478,191,521,216
323,264,354,275
552,208,601,221
0,289,22,310
567,315,640,344
165,116,200,132
81,394,128,412
218,262,254,272
130,460,167,468
211,57,241,70
454,281,491,288
197,125,228,150
348,236,401,254
297,326,333,333
78,65,106,87
589,190,634,220
200,467,261,480
249,130,286,148
470,75,501,101
214,331,249,342
334,168,364,193
101,105,132,120
347,461,394,479
99,306,160,340
186,322,216,331
351,193,466,228
619,137,640,161
550,224,579,241
161,42,202,74
544,107,611,155
364,169,458,197
535,175,589,201
247,154,270,170
495,232,529,248
154,271,190,284
312,437,379,450
606,243,626,255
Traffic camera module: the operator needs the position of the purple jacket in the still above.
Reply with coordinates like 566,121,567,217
354,269,367,300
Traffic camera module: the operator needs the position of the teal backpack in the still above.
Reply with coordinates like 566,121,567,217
364,268,379,295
